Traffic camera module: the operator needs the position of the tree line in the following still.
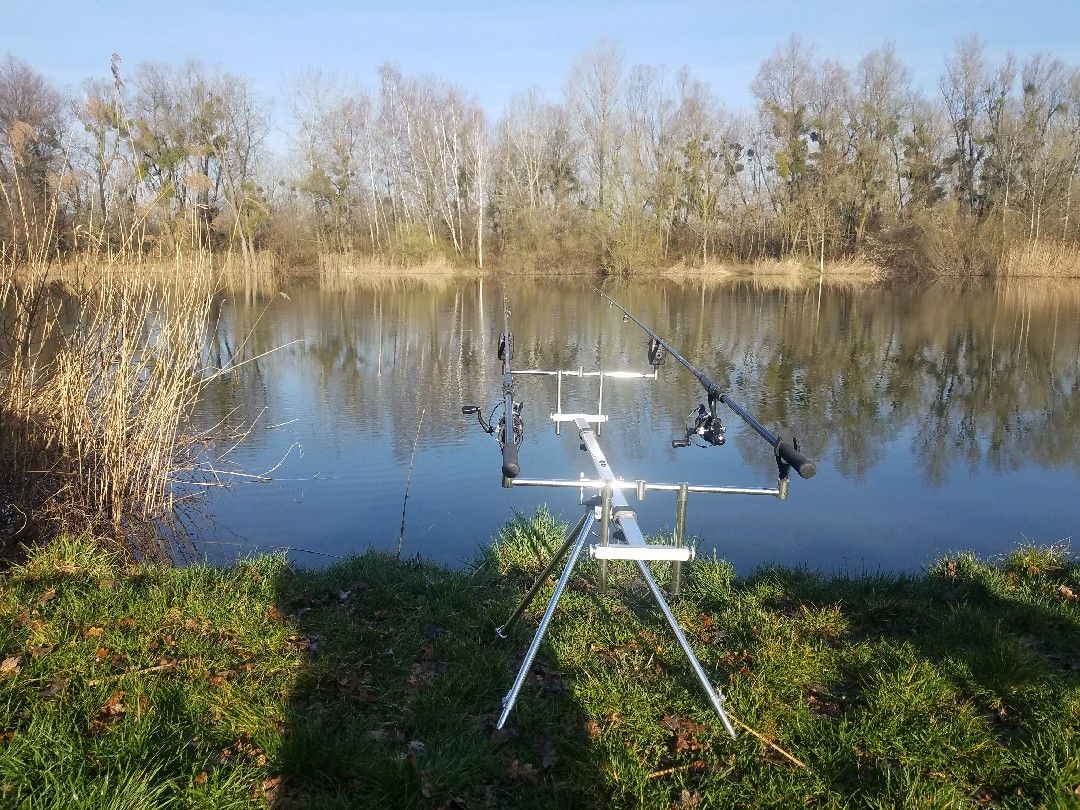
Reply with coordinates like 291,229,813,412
2,37,1079,275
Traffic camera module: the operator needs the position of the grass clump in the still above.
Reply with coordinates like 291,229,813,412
0,516,1078,808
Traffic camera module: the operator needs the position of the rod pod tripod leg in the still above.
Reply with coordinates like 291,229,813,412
496,508,594,639
634,558,736,738
496,509,596,729
493,507,736,738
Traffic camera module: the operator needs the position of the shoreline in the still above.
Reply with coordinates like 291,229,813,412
34,248,1080,289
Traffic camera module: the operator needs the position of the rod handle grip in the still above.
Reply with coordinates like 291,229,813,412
501,442,520,480
778,440,816,479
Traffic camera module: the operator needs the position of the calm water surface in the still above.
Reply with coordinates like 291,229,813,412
190,278,1080,574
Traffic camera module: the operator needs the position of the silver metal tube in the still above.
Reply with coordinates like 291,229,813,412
635,559,737,738
555,370,563,435
650,485,782,496
496,519,592,730
597,372,604,436
510,478,781,498
496,510,594,639
599,486,611,592
673,483,688,597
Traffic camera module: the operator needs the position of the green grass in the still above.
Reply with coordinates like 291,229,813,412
0,512,1078,808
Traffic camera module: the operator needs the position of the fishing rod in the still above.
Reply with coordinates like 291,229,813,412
596,288,816,480
462,296,523,483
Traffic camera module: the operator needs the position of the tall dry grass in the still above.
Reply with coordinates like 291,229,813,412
658,256,883,288
1001,241,1080,279
317,252,474,283
1,256,216,555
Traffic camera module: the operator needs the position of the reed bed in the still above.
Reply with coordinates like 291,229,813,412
317,251,476,285
1,258,216,555
659,256,883,289
1002,241,1080,279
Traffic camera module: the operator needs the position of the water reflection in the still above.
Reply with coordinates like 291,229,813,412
193,278,1080,574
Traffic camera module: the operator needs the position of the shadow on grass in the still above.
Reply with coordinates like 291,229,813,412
267,510,1080,808
268,517,597,808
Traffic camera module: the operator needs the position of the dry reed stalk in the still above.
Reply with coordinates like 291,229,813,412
2,255,217,554
1002,242,1080,279
317,252,479,289
659,257,882,290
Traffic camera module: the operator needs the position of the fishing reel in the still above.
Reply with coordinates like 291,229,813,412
647,337,666,368
461,401,524,446
462,325,525,481
672,394,725,449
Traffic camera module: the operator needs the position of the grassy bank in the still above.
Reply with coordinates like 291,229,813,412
0,514,1077,808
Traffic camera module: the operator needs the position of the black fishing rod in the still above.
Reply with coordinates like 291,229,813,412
597,288,816,479
462,296,523,483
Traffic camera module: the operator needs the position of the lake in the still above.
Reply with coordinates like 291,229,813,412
190,276,1080,574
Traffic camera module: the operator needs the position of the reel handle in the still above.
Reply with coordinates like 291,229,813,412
462,405,479,415
501,441,520,479
777,440,816,479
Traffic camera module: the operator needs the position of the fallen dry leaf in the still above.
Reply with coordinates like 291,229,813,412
260,776,282,803
28,644,54,658
90,691,126,730
36,589,57,606
208,669,235,686
38,677,67,699
1058,584,1077,601
672,789,703,809
0,656,22,676
85,627,104,637
506,759,539,785
537,738,557,770
194,771,208,786
101,691,126,716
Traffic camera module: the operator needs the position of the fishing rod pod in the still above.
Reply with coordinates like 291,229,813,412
464,291,816,737
596,288,817,480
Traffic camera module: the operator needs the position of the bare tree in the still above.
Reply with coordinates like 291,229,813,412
0,55,67,261
565,40,625,212
941,36,988,216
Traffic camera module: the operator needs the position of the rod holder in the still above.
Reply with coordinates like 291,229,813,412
599,485,612,593
672,483,689,597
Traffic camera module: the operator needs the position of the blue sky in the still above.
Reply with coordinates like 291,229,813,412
4,0,1079,128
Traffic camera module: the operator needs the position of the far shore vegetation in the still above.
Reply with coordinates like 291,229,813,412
1,36,1080,284
0,514,1077,808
